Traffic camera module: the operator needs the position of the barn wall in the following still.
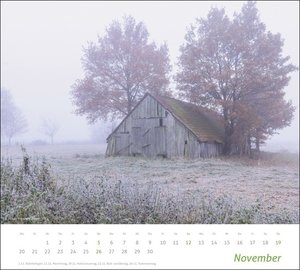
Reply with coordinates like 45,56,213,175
106,95,168,157
106,95,222,158
165,115,222,158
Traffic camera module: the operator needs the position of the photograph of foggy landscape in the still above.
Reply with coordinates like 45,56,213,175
1,1,299,224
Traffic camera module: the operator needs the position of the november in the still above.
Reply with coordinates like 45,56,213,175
234,254,282,263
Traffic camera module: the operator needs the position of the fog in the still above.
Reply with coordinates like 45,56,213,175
1,1,299,152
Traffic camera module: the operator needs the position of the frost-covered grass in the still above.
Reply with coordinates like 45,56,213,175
1,144,299,224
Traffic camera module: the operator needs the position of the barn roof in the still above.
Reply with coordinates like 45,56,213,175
107,93,224,144
154,95,224,144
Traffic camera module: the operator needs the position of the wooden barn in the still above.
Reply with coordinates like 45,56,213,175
106,93,224,158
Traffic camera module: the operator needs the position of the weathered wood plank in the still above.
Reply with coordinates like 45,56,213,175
106,94,222,158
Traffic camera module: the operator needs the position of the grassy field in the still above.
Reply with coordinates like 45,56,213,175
1,144,299,224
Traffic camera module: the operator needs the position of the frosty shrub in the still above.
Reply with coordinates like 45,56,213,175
1,148,298,224
1,147,66,223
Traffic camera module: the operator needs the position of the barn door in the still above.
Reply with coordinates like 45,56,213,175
154,126,167,157
132,127,142,156
114,133,130,156
131,118,167,158
141,127,153,157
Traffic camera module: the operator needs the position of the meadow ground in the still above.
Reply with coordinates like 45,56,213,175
1,143,299,223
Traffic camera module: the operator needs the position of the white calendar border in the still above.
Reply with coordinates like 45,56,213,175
1,224,299,269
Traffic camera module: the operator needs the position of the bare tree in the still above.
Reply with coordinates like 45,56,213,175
1,88,28,145
40,118,60,144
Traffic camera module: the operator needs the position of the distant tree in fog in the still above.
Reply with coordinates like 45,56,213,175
40,118,60,144
71,15,171,123
1,88,28,145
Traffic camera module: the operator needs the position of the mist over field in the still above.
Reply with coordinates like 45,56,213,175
1,1,299,153
1,1,299,225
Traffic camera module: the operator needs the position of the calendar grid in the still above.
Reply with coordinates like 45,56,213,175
1,224,299,269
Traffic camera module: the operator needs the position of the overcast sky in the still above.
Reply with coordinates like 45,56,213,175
1,1,299,151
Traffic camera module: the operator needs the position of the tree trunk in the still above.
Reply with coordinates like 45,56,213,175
222,108,233,155
8,136,12,146
255,137,260,152
223,126,231,155
246,134,251,155
51,136,54,145
127,91,132,114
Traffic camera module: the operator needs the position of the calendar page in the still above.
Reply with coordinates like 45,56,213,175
1,0,299,270
1,224,299,269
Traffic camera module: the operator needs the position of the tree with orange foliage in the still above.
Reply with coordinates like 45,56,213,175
176,2,297,155
71,16,171,123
